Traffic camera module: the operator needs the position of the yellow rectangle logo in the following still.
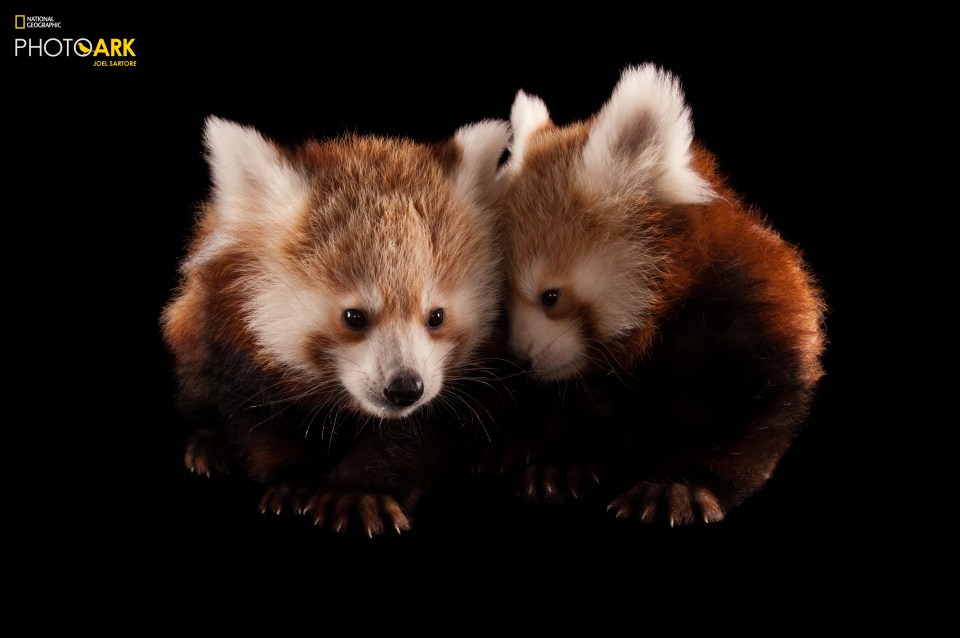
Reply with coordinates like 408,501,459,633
15,15,25,29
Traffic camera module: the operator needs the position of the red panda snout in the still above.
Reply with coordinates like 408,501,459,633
507,299,587,381
335,319,450,419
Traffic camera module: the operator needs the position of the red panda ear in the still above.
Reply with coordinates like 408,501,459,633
579,64,715,205
452,119,511,208
501,90,551,175
202,116,308,230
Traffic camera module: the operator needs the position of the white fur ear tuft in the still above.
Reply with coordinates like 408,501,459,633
579,65,715,205
504,91,551,172
203,115,309,230
453,119,511,207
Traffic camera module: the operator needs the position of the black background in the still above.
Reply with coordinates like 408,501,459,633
10,9,882,595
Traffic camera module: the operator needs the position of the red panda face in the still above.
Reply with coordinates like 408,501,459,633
496,119,607,380
285,186,493,419
496,121,665,382
497,66,716,381
506,261,589,381
247,190,486,419
170,117,509,420
504,222,658,382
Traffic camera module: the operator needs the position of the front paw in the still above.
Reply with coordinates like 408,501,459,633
305,490,413,537
518,463,601,504
264,487,412,537
184,429,231,477
258,483,308,516
607,482,727,526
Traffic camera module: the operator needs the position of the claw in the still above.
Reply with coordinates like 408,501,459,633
640,502,656,522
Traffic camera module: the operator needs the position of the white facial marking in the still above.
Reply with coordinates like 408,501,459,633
569,250,656,340
243,265,334,376
509,258,587,379
338,321,452,419
508,303,585,381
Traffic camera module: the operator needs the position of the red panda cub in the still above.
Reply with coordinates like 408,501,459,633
162,116,509,536
496,65,826,525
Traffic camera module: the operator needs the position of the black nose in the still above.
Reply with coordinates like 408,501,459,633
384,371,424,407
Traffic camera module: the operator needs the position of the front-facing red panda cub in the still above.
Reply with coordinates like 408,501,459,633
162,116,509,536
495,65,826,525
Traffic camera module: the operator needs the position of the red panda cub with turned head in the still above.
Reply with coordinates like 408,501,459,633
495,65,825,525
162,116,509,535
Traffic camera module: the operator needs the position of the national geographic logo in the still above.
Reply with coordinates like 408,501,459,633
13,14,138,68
15,14,61,29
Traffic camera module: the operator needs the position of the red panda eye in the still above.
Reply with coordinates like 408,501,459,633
541,289,560,308
428,308,444,328
343,309,367,329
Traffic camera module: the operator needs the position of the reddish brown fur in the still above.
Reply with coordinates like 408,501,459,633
618,146,825,378
496,88,826,525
